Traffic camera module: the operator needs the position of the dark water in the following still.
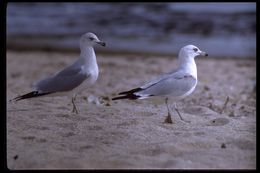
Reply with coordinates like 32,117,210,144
7,3,256,58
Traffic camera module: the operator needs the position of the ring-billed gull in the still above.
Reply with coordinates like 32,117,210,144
10,32,106,114
112,45,208,123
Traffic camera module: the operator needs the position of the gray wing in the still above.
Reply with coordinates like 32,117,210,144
54,61,82,76
34,66,90,93
137,72,197,97
141,69,178,89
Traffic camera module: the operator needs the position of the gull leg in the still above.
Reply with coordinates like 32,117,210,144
71,95,78,114
174,103,190,123
164,98,173,124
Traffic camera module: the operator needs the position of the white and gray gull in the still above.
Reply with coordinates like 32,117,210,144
112,45,208,123
10,32,106,114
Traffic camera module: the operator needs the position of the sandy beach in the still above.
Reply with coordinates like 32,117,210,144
7,50,256,169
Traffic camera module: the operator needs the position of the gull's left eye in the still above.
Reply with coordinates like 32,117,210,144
89,37,94,41
193,48,198,52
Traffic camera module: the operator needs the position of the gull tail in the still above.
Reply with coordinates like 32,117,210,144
112,87,143,100
9,91,51,102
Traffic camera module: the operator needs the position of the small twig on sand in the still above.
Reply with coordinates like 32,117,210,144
220,96,229,114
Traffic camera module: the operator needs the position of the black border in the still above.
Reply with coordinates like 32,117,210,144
2,1,258,172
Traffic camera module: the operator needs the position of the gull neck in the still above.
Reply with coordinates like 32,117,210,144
80,46,94,58
178,55,197,78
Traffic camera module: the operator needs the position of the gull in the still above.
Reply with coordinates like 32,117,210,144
10,32,106,114
112,45,208,123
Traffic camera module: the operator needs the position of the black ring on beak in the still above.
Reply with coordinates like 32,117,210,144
97,41,106,47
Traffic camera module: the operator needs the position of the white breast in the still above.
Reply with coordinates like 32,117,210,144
73,64,99,95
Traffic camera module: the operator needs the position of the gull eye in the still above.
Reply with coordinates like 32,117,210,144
193,48,198,52
89,37,94,41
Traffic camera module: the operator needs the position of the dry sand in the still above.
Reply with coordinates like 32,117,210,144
7,50,256,169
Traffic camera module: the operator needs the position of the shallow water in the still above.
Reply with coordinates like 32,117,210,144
7,3,256,58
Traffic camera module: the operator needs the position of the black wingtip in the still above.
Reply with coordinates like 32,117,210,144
112,94,140,101
118,87,143,95
10,91,51,102
112,87,143,101
9,95,24,102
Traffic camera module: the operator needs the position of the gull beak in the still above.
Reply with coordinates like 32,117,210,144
200,51,208,57
96,41,106,47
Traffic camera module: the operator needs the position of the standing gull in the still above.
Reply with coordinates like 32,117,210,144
10,32,106,114
112,45,208,123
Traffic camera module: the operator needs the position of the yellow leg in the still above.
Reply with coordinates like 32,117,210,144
71,95,78,114
164,98,173,124
174,103,190,123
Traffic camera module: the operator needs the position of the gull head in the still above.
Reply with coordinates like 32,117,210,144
80,32,106,47
179,45,208,59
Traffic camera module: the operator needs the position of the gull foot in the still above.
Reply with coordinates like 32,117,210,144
72,106,78,114
164,114,173,124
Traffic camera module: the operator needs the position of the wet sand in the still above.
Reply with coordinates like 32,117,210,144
7,51,256,169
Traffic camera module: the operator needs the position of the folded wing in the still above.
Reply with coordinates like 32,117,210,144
112,71,196,100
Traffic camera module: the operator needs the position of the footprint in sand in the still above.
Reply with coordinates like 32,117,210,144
207,118,229,126
21,136,47,143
